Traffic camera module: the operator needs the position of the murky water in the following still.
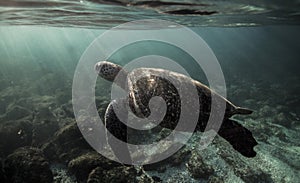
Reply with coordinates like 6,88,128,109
0,0,299,183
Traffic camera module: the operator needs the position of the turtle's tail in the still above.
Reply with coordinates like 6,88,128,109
234,107,253,115
218,119,257,157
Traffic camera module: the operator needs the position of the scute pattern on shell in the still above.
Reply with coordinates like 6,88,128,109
126,68,233,132
129,74,181,130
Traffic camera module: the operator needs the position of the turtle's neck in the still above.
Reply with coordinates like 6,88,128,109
113,68,128,90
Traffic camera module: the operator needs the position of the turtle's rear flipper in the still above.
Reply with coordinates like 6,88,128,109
105,99,132,164
218,119,258,157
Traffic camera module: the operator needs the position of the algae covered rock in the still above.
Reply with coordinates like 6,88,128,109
4,147,53,183
1,105,32,121
31,119,59,146
42,121,92,163
101,166,137,183
60,101,75,118
68,151,154,183
86,167,103,183
32,96,57,122
0,95,11,114
51,163,76,183
88,166,154,183
208,175,224,183
0,118,58,156
0,158,6,183
0,120,33,156
143,147,191,172
68,152,120,182
216,136,274,183
186,151,214,179
0,86,31,115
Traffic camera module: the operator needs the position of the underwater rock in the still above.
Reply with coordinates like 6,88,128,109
143,148,191,172
31,119,59,146
88,166,154,183
135,168,155,183
51,163,76,183
239,171,274,183
275,112,285,122
1,105,32,121
151,176,162,182
275,112,289,126
87,167,113,183
53,107,67,120
100,166,138,183
33,103,56,123
42,122,93,163
243,99,256,108
0,85,31,115
169,148,191,167
0,96,11,115
4,147,53,183
30,95,73,127
68,152,120,182
61,101,75,118
0,120,33,156
208,175,224,183
55,89,72,105
0,158,6,183
259,105,277,117
217,138,274,183
186,151,214,179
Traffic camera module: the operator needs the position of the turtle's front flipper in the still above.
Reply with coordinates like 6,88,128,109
104,99,132,164
218,119,258,157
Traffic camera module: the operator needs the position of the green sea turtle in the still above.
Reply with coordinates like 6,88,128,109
95,61,257,160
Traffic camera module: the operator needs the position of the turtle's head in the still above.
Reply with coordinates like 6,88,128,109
95,61,124,82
